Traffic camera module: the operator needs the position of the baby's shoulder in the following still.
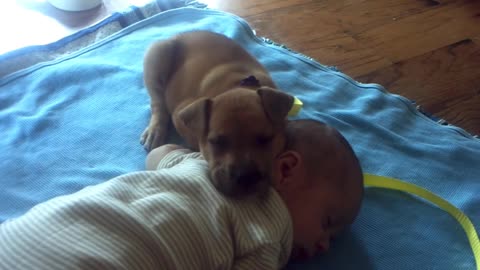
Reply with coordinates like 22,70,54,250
159,150,205,168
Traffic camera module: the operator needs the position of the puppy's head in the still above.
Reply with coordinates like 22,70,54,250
178,87,294,198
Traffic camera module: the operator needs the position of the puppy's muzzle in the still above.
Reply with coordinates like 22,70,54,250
212,161,267,198
229,164,263,188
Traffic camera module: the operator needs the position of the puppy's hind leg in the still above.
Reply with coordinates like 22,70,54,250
140,39,178,152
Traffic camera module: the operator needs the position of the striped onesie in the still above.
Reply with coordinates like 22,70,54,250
0,150,293,270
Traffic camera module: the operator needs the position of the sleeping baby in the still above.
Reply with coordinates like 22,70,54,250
0,119,363,269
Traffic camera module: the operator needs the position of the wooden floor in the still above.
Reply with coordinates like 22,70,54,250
206,0,480,136
2,0,479,135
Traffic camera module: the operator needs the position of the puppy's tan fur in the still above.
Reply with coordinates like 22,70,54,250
141,31,293,198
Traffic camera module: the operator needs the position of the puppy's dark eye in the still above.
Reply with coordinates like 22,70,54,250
208,135,229,150
256,135,273,146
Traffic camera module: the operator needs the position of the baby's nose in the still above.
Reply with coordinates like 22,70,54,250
316,238,330,254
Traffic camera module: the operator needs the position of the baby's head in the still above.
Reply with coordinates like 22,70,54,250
272,119,364,261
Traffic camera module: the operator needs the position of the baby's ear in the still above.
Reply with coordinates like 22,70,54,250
274,150,302,188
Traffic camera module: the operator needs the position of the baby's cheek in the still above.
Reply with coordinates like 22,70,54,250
301,219,322,241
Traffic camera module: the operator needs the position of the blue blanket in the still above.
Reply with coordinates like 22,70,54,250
0,7,478,270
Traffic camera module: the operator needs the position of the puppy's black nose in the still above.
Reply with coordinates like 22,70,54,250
230,165,262,187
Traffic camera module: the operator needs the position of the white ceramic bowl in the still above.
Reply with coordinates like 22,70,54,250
48,0,103,12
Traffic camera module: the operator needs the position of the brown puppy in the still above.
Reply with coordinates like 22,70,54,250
141,31,294,198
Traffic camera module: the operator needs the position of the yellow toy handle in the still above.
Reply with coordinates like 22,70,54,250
288,96,303,117
364,173,480,270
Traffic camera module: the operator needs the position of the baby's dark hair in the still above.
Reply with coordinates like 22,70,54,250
284,119,363,191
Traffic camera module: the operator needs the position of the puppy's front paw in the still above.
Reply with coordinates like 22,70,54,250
140,124,165,152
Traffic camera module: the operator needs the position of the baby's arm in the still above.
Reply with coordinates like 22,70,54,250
145,144,192,170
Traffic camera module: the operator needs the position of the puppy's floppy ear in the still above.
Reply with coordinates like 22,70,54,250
178,98,212,136
257,87,294,125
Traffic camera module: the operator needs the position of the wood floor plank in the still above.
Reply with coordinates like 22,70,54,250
301,34,393,77
317,0,458,34
357,39,480,135
235,0,471,77
353,0,480,63
203,0,314,17
242,2,393,77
